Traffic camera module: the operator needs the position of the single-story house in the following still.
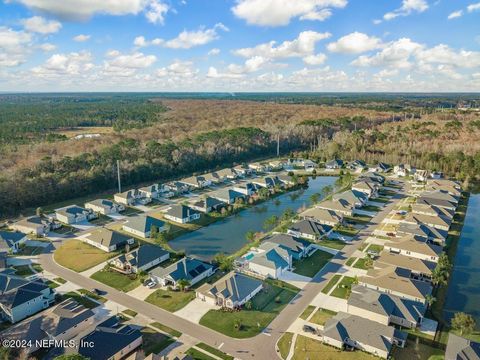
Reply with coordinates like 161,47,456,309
189,196,224,213
375,250,436,281
322,312,406,359
213,168,238,181
316,199,354,216
202,173,221,185
55,205,97,224
10,216,54,236
358,265,432,304
394,164,414,177
347,285,426,329
79,316,143,360
416,196,457,211
196,272,263,309
0,273,55,324
164,205,200,224
251,176,280,188
209,188,245,205
347,160,367,172
260,233,313,259
138,184,161,200
371,162,391,173
110,244,169,274
287,219,332,241
445,333,480,360
300,207,344,227
0,231,28,253
248,162,270,173
397,222,448,245
427,179,461,191
403,212,451,231
411,204,454,220
163,181,190,195
80,228,134,253
325,159,343,170
246,243,292,279
360,172,385,184
268,160,285,170
430,171,444,179
352,180,379,199
149,257,214,288
385,236,442,262
122,214,168,238
276,174,296,186
85,199,125,215
421,190,459,205
179,175,210,189
332,190,368,208
114,189,151,206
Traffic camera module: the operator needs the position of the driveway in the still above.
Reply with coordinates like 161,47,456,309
79,259,109,277
174,298,218,324
279,271,312,289
107,213,127,221
71,221,98,231
127,284,157,300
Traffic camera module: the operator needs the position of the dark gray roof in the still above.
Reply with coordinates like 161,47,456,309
150,257,213,282
288,219,332,237
261,233,310,255
87,198,116,209
445,333,480,360
57,205,87,216
41,299,94,336
416,197,456,210
123,215,165,234
200,272,262,304
249,243,290,270
166,204,199,219
119,244,169,268
84,228,133,248
0,274,51,309
326,159,343,167
0,231,27,248
192,196,223,210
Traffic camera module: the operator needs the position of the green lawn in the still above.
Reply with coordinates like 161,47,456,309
362,205,381,212
91,268,144,292
12,265,34,277
62,292,99,309
196,343,234,360
292,335,378,360
365,244,384,254
321,274,341,294
320,239,346,250
391,338,444,360
330,276,356,299
277,332,294,360
335,226,359,236
141,327,175,356
373,197,390,203
293,250,333,277
299,305,316,320
32,264,43,272
309,308,337,326
54,240,118,272
150,322,182,338
200,282,298,338
122,309,138,317
77,289,107,302
345,215,371,224
15,246,43,256
145,289,196,312
345,257,356,267
54,277,66,284
186,348,216,360
46,280,60,289
353,257,373,270
89,214,113,226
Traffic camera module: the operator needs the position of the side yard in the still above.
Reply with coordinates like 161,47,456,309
53,240,118,272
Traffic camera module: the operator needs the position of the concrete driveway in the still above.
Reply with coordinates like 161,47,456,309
279,271,312,289
174,298,218,324
127,284,157,300
71,221,99,231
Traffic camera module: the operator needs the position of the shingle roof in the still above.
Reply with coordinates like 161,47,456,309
83,228,132,248
41,299,94,336
0,231,26,250
56,205,87,217
288,219,332,237
300,207,343,224
397,222,447,242
119,244,168,269
0,274,51,309
149,257,213,282
376,251,436,275
260,233,310,255
198,272,262,304
86,198,116,209
249,243,290,270
165,204,199,219
123,215,165,234
445,333,480,360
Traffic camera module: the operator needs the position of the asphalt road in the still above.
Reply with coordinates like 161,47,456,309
38,181,405,360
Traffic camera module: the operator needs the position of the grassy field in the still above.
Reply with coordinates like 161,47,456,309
141,327,175,356
320,239,346,250
293,250,333,277
321,274,341,294
309,308,337,326
145,289,196,312
200,281,298,338
54,240,117,272
277,332,294,360
122,309,138,317
391,338,444,360
353,257,373,270
150,322,182,338
91,268,144,292
196,343,234,360
331,276,356,299
186,348,216,360
54,277,66,284
299,305,316,320
345,257,356,266
292,335,378,360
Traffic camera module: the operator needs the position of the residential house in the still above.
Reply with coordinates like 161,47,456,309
385,236,442,262
403,212,451,231
114,189,151,206
421,190,459,205
375,250,436,281
55,205,97,224
332,190,368,208
371,162,391,173
10,215,55,236
149,257,214,288
251,176,280,188
347,285,426,329
358,265,433,304
246,243,292,279
189,196,224,213
138,184,161,200
0,231,28,253
426,180,462,197
232,182,256,196
79,316,143,360
347,160,367,172
209,188,245,205
445,333,480,360
276,174,296,186
164,205,200,224
0,299,95,355
414,170,429,182
427,179,461,191
110,244,169,274
397,222,448,245
352,180,379,199
196,272,263,309
300,208,344,227
360,172,385,184
122,214,168,238
322,312,406,359
325,159,343,170
430,171,444,179
0,273,55,324
85,199,125,215
213,168,238,181
163,181,189,195
233,164,252,177
287,219,333,241
394,164,414,177
316,199,354,216
416,196,457,211
268,160,285,171
411,204,455,221
248,162,270,173
80,228,134,253
260,233,314,260
179,175,210,189
202,173,221,185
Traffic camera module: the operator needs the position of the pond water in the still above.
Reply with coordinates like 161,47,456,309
443,193,480,326
169,176,337,260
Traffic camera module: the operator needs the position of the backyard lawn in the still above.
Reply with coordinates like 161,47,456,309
330,276,355,299
15,246,44,256
292,336,378,360
91,268,145,292
309,308,337,326
345,257,356,267
277,332,294,360
321,274,341,294
320,239,345,250
293,250,333,277
141,327,175,356
54,240,117,272
365,244,384,254
200,281,298,338
391,338,444,360
145,288,196,312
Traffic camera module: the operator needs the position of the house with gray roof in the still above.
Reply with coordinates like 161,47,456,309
371,162,391,173
164,204,200,224
163,181,190,195
322,312,406,359
138,183,161,199
403,212,452,231
316,198,354,216
445,333,480,360
79,316,143,360
260,233,313,259
352,180,379,199
114,188,151,206
287,219,332,241
246,243,292,279
347,285,426,329
360,171,385,184
149,257,214,288
55,205,97,224
189,196,224,213
85,198,125,215
332,189,368,208
111,244,169,274
233,164,252,177
416,196,457,211
10,215,56,236
179,175,210,189
300,207,344,227
0,231,27,254
422,190,459,205
213,168,238,181
386,235,442,262
251,176,280,188
122,214,168,238
80,228,134,253
347,159,367,172
376,250,436,281
397,222,447,245
411,203,455,220
209,188,246,205
196,272,263,309
325,159,343,170
0,273,55,324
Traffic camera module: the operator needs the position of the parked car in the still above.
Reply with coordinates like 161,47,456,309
145,280,156,288
303,325,317,334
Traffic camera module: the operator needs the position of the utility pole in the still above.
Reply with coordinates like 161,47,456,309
116,160,122,193
276,134,280,157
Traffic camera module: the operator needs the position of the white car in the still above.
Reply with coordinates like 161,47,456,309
146,281,156,289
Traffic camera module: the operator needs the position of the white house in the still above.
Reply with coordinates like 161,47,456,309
149,257,214,288
80,228,134,253
164,205,200,224
85,199,125,215
55,205,97,224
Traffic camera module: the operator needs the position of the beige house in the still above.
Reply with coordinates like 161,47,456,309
300,207,343,227
80,228,134,252
315,199,354,216
385,236,442,262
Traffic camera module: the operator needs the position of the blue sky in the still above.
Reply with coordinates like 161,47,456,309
0,0,479,91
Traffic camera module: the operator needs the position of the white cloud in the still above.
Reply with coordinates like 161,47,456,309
133,35,163,47
21,16,62,34
145,0,169,24
208,48,221,56
416,44,480,68
233,31,331,59
227,56,270,74
207,66,243,78
73,34,91,42
39,43,56,52
327,32,383,54
383,0,428,21
0,27,32,67
103,51,157,76
303,53,327,65
164,23,228,49
157,60,198,77
467,2,480,12
447,10,463,19
31,51,94,76
231,0,347,26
